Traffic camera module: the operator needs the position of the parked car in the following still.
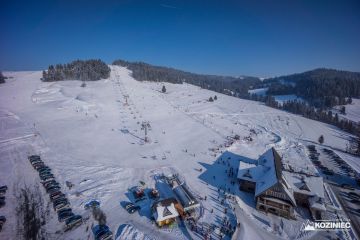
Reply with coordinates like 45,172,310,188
58,207,72,215
350,199,360,204
29,158,41,163
93,225,113,240
51,193,66,202
43,180,58,188
58,211,74,222
53,198,68,206
50,191,62,198
0,199,5,208
42,178,56,185
48,187,61,195
34,164,47,170
0,216,6,232
46,185,61,193
65,215,82,229
45,182,60,190
47,186,61,193
341,184,355,191
348,192,360,199
55,202,70,212
40,174,54,181
84,200,100,210
29,155,41,160
37,166,51,171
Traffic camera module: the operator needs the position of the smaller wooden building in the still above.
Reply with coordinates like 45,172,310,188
151,198,180,227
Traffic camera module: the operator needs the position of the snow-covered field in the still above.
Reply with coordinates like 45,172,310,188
248,87,268,96
0,66,359,240
333,98,360,123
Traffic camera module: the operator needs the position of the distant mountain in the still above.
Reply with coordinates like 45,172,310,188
263,68,360,107
113,59,261,97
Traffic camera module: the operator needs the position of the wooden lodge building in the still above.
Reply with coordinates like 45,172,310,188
237,148,326,220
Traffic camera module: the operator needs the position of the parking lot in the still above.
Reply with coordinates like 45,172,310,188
307,145,360,238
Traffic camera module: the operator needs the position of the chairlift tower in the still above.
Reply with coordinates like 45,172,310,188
124,95,129,105
141,121,151,142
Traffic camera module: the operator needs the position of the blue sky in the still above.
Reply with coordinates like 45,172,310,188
1,0,359,77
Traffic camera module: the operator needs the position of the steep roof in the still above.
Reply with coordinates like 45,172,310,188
283,172,325,199
152,198,179,222
238,148,296,206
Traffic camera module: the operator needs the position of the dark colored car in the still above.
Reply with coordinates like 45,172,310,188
51,193,66,201
57,207,72,215
58,211,74,222
0,186,7,192
45,182,60,190
93,225,113,240
29,155,41,160
341,184,355,190
50,191,62,198
348,192,360,199
53,197,68,205
38,168,52,173
47,186,61,193
84,200,100,209
48,187,61,195
43,180,58,188
40,174,54,181
0,199,5,208
65,215,82,228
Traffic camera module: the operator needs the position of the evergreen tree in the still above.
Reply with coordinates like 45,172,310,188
42,59,110,82
162,85,166,93
318,135,324,144
209,97,214,102
0,71,5,84
340,106,346,115
214,95,217,100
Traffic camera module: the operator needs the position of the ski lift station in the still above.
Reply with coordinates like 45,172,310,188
167,175,200,212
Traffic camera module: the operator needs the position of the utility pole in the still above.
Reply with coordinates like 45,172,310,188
141,121,151,142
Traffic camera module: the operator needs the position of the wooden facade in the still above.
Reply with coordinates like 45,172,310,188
239,179,256,193
255,183,296,219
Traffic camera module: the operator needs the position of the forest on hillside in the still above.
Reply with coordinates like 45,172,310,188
113,59,261,97
42,59,110,82
0,72,5,84
264,68,360,108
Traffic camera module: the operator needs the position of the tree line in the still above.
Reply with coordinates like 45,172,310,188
112,59,261,97
0,71,5,84
264,68,360,108
42,59,110,82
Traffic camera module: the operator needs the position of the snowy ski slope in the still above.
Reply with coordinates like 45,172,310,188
0,66,358,240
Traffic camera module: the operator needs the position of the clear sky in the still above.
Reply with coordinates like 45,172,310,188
1,0,359,77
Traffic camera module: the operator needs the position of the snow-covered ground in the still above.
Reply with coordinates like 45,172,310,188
273,95,304,105
333,98,360,123
0,66,359,240
248,87,268,96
